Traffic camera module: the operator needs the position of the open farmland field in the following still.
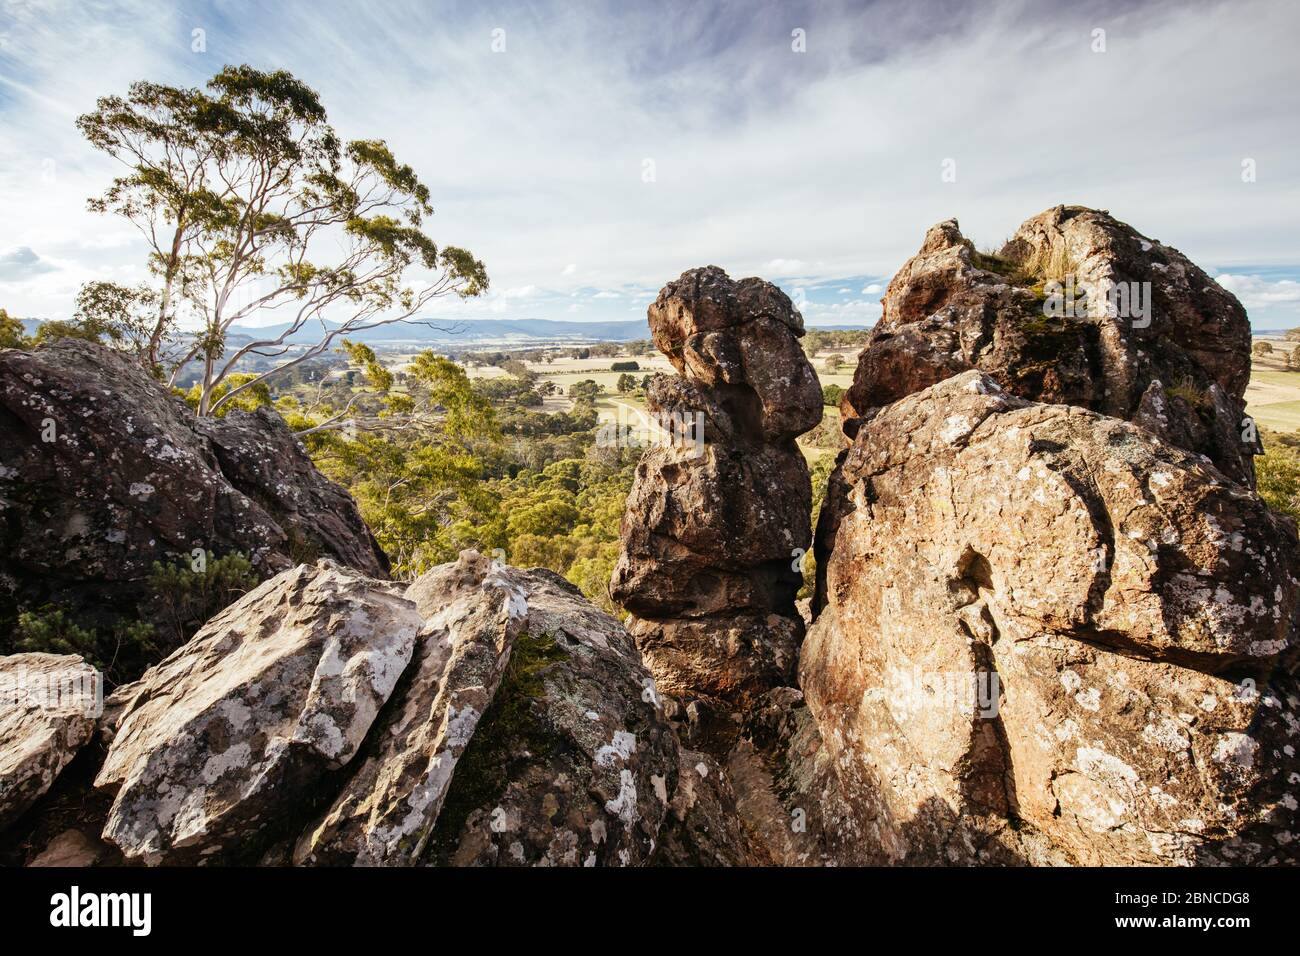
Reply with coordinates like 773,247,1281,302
1248,344,1300,434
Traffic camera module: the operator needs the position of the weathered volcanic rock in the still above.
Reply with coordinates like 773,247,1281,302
611,267,822,725
650,748,759,866
295,552,523,866
840,206,1258,484
94,561,419,865
0,653,100,830
804,372,1300,865
648,267,822,443
0,338,388,663
419,552,680,867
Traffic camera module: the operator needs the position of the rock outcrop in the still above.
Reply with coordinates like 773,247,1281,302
3,552,687,867
0,338,388,668
95,562,420,865
0,653,100,830
804,371,1300,864
840,206,1258,485
5,207,1297,870
300,552,679,867
610,266,822,731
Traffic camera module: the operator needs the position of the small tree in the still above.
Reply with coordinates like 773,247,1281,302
616,372,636,394
77,65,487,415
1253,340,1274,356
1289,346,1300,371
823,353,845,372
0,308,29,349
568,379,603,401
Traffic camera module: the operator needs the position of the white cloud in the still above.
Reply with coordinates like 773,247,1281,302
1215,274,1300,309
761,259,812,278
1,0,1298,326
0,246,57,281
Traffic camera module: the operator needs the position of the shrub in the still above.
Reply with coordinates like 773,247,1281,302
15,608,157,685
148,551,260,646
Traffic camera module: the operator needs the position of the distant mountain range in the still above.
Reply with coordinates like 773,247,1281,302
227,317,656,345
19,316,870,348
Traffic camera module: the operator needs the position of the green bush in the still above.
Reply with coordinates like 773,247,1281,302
148,551,260,646
15,608,157,684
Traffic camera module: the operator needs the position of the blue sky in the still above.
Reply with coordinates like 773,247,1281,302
1,0,1299,329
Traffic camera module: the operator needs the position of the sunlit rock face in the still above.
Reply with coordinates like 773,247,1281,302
2,553,686,867
840,205,1257,485
611,266,823,736
804,371,1300,865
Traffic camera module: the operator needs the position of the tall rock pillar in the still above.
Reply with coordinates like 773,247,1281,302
610,266,823,739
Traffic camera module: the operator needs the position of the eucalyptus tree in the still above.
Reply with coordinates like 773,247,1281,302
77,65,487,414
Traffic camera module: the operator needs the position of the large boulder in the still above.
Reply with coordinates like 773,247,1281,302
27,550,690,867
94,561,420,865
0,339,388,667
804,372,1300,864
841,206,1258,485
611,267,822,728
0,653,100,830
413,553,680,867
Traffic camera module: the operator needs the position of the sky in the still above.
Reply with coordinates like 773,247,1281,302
1,0,1298,330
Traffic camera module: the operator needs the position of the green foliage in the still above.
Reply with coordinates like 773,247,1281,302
971,250,1019,277
567,379,603,401
148,551,259,646
0,308,31,349
822,383,844,406
184,372,272,415
15,608,97,658
805,454,840,597
493,458,633,612
15,608,157,684
1253,340,1274,355
610,361,640,371
1258,431,1300,523
339,340,393,391
77,64,487,411
616,372,636,393
1166,378,1213,414
289,352,502,576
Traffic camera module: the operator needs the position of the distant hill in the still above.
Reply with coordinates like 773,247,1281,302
15,316,871,349
226,317,655,345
